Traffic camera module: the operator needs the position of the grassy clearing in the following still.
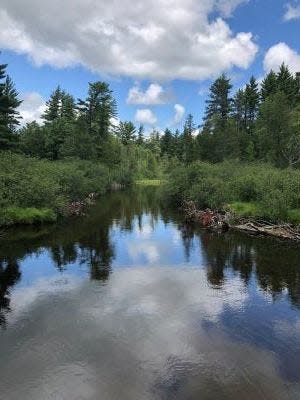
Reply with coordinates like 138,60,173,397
135,179,165,186
228,202,259,218
0,207,57,226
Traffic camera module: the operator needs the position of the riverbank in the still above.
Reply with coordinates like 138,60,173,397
0,153,133,227
163,161,300,242
181,200,300,242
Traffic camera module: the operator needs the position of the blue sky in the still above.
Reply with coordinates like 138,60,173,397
0,0,300,132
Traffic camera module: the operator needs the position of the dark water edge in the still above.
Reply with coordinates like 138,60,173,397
0,187,300,400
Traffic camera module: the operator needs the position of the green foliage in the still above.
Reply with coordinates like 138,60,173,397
0,66,21,150
288,209,300,224
0,207,57,226
164,161,300,223
77,81,117,139
0,152,135,225
228,202,259,217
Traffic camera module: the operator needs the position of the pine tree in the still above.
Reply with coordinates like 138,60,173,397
1,76,22,131
160,128,173,156
295,72,300,104
203,73,232,132
276,63,297,104
43,87,76,122
42,86,62,122
232,88,246,132
261,70,277,101
116,121,136,145
182,114,197,163
61,93,76,120
0,72,22,149
137,125,144,145
244,76,260,130
77,81,117,139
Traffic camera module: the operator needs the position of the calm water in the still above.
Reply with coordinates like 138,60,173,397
0,188,300,400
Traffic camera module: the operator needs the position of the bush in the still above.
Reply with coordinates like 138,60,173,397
163,161,300,223
0,152,134,224
0,207,57,226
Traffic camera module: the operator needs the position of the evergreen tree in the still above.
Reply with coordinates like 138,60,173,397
61,93,76,120
182,114,197,163
257,91,291,166
116,121,136,145
42,86,62,122
160,128,173,156
0,73,22,149
261,70,277,101
137,125,144,145
43,87,76,122
244,76,260,130
232,88,246,132
77,81,117,139
203,73,232,132
276,63,297,104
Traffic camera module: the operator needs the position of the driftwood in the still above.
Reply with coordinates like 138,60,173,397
65,192,97,217
181,200,300,242
234,221,300,242
181,200,229,232
0,228,7,237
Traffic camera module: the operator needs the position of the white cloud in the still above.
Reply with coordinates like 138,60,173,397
19,92,46,125
264,42,300,73
172,104,185,125
284,2,300,21
0,0,257,80
135,109,158,125
127,83,171,105
110,116,120,128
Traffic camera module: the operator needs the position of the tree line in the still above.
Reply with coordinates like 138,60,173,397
1,54,300,169
160,65,300,168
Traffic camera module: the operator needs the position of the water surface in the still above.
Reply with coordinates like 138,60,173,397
0,188,300,399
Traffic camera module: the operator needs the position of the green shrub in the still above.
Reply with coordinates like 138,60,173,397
0,152,134,224
0,207,57,226
163,160,300,223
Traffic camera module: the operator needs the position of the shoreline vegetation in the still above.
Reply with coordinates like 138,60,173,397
163,161,300,242
1,55,300,241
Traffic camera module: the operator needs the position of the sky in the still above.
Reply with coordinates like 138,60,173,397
0,0,300,133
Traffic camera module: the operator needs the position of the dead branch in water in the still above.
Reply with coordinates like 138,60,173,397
181,200,300,242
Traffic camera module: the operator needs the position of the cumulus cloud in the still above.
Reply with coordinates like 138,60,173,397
135,109,158,125
172,104,185,125
264,42,300,73
19,92,46,125
127,83,172,105
0,0,257,80
284,2,300,21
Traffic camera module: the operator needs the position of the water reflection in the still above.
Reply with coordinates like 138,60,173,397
0,260,21,327
0,187,300,399
0,187,300,326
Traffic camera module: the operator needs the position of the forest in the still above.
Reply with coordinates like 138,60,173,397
1,55,300,226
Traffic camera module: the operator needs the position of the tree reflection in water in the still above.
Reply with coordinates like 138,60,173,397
0,186,300,328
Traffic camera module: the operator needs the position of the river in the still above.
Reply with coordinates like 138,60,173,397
0,187,299,400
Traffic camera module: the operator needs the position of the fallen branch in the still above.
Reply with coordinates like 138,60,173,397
181,200,300,242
